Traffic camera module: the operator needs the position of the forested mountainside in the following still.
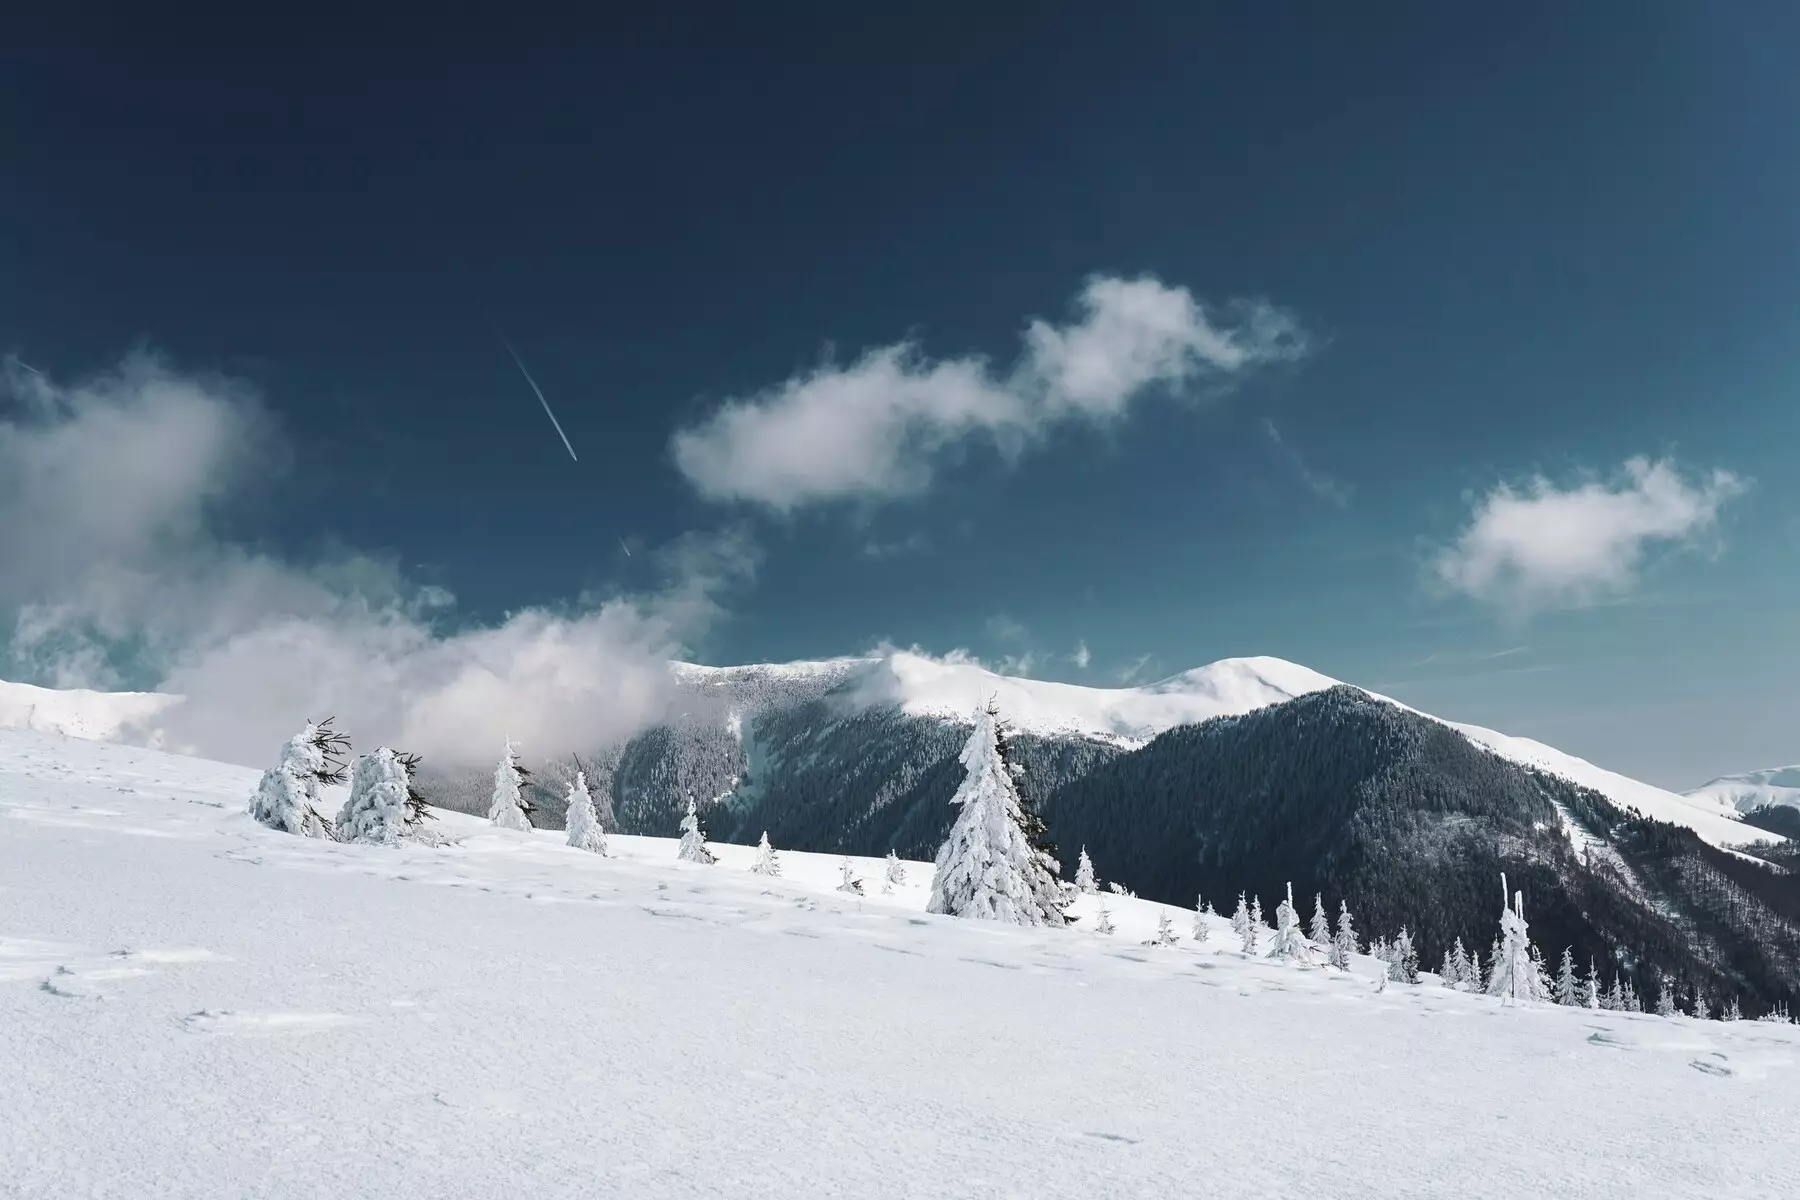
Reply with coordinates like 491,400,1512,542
1042,686,1800,1016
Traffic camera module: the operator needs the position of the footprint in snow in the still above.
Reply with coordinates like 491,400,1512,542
179,1010,363,1036
1689,1054,1733,1078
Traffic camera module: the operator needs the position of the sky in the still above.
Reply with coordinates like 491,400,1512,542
2,5,1797,788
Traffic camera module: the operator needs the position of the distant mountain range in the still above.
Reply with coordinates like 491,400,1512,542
6,651,1796,1013
1684,766,1800,815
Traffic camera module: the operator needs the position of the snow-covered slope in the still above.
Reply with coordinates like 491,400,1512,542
1684,766,1800,816
840,652,1337,744
4,726,1796,1199
0,676,176,743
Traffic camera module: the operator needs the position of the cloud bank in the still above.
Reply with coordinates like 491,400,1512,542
0,356,751,770
1432,456,1747,613
671,275,1305,509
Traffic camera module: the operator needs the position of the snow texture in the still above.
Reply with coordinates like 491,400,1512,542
3,726,1798,1198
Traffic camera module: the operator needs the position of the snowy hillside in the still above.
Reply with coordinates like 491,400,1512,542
1685,766,1800,816
0,676,175,743
3,726,1796,1199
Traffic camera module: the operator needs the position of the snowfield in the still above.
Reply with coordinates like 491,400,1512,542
4,729,1798,1198
1684,766,1800,816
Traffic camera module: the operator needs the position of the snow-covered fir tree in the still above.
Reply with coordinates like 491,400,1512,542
1465,947,1483,993
1691,992,1710,1021
1192,896,1209,943
1267,882,1315,964
1144,913,1180,947
248,719,347,838
1486,874,1549,1004
1586,958,1601,1009
1447,938,1472,990
1308,892,1331,947
563,770,607,855
1723,997,1742,1022
751,831,781,877
334,747,411,846
488,738,534,832
1329,900,1358,970
885,850,907,888
837,857,864,895
1555,947,1579,1006
1074,846,1098,894
1250,895,1264,935
1621,978,1639,1013
1655,982,1677,1018
1440,949,1457,988
677,795,715,864
1106,881,1136,898
1093,896,1116,935
1240,900,1260,954
1388,927,1419,984
1231,893,1251,944
925,701,1068,926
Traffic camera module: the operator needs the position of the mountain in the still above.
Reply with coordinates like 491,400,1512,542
1685,766,1800,815
8,724,1795,1196
1043,685,1800,1014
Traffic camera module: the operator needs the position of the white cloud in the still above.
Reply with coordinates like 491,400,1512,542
0,356,754,770
671,275,1304,509
1432,457,1747,613
1071,640,1091,670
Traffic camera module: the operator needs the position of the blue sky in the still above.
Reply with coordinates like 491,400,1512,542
2,6,1797,786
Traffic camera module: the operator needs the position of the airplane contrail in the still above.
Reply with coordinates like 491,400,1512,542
619,537,632,557
499,335,578,462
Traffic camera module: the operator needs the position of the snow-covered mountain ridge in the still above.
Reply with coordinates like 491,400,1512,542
1684,766,1800,816
0,650,1773,849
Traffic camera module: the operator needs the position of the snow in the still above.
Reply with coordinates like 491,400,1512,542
0,676,175,743
1684,766,1800,816
849,651,1330,745
3,728,1799,1198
